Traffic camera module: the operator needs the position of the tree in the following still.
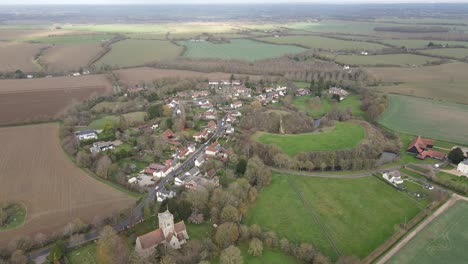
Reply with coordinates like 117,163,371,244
220,245,243,264
76,151,92,168
166,117,174,130
163,105,172,117
184,188,209,212
0,206,6,226
95,155,112,179
148,104,163,119
46,240,65,264
245,156,271,187
220,205,239,223
448,147,466,164
10,250,27,264
96,226,129,264
236,157,248,175
248,238,263,257
215,222,239,248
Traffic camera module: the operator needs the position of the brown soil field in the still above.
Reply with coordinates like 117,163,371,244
0,123,135,247
115,67,231,86
0,42,48,72
366,62,468,104
40,44,104,72
0,74,112,124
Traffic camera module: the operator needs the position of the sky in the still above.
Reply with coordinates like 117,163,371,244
2,0,468,4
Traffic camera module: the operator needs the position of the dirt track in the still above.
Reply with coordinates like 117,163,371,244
0,123,134,247
376,194,468,264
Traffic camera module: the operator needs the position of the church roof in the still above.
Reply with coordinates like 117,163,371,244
174,220,187,233
158,209,173,219
137,228,165,249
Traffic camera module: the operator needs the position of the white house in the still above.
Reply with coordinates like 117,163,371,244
195,156,205,167
383,171,404,185
90,141,114,153
76,130,98,141
157,188,176,202
225,125,235,134
457,159,468,176
230,101,243,109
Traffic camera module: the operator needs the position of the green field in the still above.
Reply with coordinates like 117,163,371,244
0,203,26,230
292,94,364,117
325,53,439,66
245,173,427,259
388,200,468,264
180,39,306,61
27,34,113,44
259,35,387,50
381,39,468,49
87,112,147,130
96,39,182,67
66,243,99,264
254,122,365,156
420,48,468,59
378,94,468,145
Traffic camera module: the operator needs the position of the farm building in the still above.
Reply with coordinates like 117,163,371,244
407,136,446,160
382,170,404,185
457,159,468,176
90,141,114,153
328,87,349,100
135,209,189,257
75,130,97,141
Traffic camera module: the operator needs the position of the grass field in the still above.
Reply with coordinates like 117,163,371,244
292,94,364,117
245,173,427,259
366,62,468,104
0,203,26,230
419,48,468,59
325,53,439,66
378,94,468,145
387,200,468,264
380,39,468,49
258,35,387,50
96,39,182,67
254,122,365,156
180,39,306,61
28,34,113,44
87,112,147,130
66,243,100,264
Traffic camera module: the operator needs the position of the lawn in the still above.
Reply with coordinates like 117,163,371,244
254,122,365,156
387,200,468,264
419,48,468,59
96,39,182,67
258,35,386,50
245,173,427,260
27,34,114,44
180,39,306,61
380,39,468,49
327,53,439,66
87,112,147,130
0,203,26,230
66,243,99,264
378,94,468,145
292,94,364,117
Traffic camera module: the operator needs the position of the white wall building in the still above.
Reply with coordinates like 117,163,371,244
457,159,468,176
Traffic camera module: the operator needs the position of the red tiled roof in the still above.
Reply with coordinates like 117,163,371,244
174,221,186,233
149,163,165,170
162,129,175,139
137,228,165,249
144,168,156,175
408,136,434,153
419,150,446,160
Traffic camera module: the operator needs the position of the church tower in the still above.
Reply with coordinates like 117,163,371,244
158,209,175,237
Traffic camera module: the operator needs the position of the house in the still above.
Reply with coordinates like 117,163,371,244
185,167,200,178
139,123,158,133
175,174,190,186
148,160,176,178
191,90,210,99
205,142,220,156
383,170,404,185
195,156,205,167
90,141,114,153
230,101,243,109
135,209,189,257
328,87,349,100
156,188,176,202
161,129,179,145
75,130,98,141
407,136,446,160
177,148,190,159
193,130,209,142
361,51,368,56
457,159,468,176
275,86,287,92
296,88,310,97
203,109,217,120
225,124,234,134
128,177,138,184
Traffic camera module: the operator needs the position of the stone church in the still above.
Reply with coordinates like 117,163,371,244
135,209,189,257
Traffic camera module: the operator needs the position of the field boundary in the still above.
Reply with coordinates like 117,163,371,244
375,194,467,264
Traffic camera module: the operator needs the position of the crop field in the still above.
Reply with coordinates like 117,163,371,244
419,48,468,59
326,53,439,66
292,94,364,117
0,123,135,247
258,35,387,50
0,75,112,124
380,39,468,49
253,122,365,156
388,200,468,264
40,44,103,72
245,173,426,260
0,42,47,72
180,39,306,61
95,39,182,67
378,94,468,145
286,21,388,35
87,112,147,130
366,62,468,104
28,34,114,44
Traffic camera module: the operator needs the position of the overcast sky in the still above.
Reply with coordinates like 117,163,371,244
3,0,468,4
